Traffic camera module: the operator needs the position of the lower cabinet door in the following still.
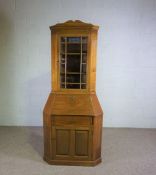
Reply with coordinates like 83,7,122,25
75,130,89,157
56,129,70,156
53,126,92,160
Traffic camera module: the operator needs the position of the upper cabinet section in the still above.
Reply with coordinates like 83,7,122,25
50,20,99,93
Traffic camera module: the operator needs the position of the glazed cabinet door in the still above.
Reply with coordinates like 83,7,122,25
59,36,88,90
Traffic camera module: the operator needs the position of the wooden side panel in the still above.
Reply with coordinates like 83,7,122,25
90,94,103,116
92,115,103,160
51,31,59,91
43,93,55,159
89,30,98,92
90,94,103,160
43,93,55,115
75,130,89,156
43,114,51,158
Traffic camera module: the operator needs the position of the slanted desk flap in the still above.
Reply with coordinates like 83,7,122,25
51,94,93,115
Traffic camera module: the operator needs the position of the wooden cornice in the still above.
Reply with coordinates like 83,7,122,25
50,20,99,31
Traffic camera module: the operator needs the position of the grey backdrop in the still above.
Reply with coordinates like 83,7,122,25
0,0,156,127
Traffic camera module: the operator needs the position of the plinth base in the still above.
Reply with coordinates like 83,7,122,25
44,156,101,166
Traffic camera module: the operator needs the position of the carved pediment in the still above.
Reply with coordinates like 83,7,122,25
50,20,99,30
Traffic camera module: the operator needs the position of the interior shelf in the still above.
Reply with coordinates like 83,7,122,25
60,72,86,75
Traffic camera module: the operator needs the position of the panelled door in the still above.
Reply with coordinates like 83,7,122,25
51,116,93,160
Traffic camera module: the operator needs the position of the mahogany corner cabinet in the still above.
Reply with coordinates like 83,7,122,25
43,20,103,166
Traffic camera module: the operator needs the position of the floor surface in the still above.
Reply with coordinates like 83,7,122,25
0,127,156,175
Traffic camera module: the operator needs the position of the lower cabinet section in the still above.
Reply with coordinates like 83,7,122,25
53,127,92,159
52,116,92,160
43,93,103,166
43,114,102,166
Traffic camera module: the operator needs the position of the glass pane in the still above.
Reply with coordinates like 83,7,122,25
66,74,80,83
60,64,65,73
61,37,65,42
82,64,86,73
67,55,80,72
61,44,65,53
67,44,81,53
82,43,87,53
82,37,88,43
81,84,86,89
60,54,65,63
66,84,80,89
82,54,87,63
60,74,65,83
60,83,65,88
67,37,81,43
81,74,86,83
